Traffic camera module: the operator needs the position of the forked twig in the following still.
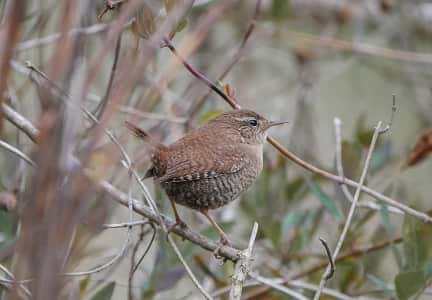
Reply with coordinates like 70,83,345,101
313,121,384,300
318,238,334,280
230,222,259,300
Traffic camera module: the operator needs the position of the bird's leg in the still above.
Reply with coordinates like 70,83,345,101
200,209,231,247
167,200,188,236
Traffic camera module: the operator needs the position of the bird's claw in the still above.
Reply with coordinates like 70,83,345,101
212,236,231,261
166,219,188,241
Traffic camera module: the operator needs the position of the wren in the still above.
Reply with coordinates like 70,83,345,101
126,109,288,245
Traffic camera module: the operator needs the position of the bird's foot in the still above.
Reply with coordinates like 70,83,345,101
212,236,232,261
166,219,188,241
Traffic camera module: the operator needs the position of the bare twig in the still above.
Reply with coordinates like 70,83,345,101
248,273,308,300
103,220,153,229
0,140,35,167
93,33,122,118
379,94,397,134
128,222,156,300
229,222,259,300
131,222,156,275
16,23,110,52
284,30,432,65
3,103,38,142
313,121,384,300
188,0,262,121
214,277,380,300
62,170,134,277
0,263,31,299
0,0,25,131
318,238,334,280
333,117,403,214
219,0,262,80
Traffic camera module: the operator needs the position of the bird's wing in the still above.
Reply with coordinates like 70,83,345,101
158,143,248,183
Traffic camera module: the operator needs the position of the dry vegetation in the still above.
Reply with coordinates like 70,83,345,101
1,1,432,300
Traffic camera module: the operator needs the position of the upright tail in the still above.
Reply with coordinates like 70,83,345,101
124,121,167,151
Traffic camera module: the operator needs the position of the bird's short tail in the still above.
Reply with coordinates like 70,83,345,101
124,121,167,150
125,121,151,139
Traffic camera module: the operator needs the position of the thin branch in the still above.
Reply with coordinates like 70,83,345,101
3,103,38,142
188,0,262,121
163,40,432,223
249,272,308,300
62,171,134,277
313,121,384,300
284,30,432,65
229,222,259,300
131,223,156,275
162,37,240,110
0,140,35,167
86,95,187,123
219,0,262,80
333,117,403,214
128,222,156,300
93,33,122,118
379,94,397,134
0,263,31,299
103,220,153,229
318,238,334,280
288,280,380,300
214,277,380,300
16,23,109,51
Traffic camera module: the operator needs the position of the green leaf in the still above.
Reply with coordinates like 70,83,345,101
367,274,393,294
79,277,90,297
176,19,188,33
91,282,115,300
355,114,374,147
308,180,342,220
395,271,425,300
379,202,392,231
271,0,291,19
281,211,305,235
163,0,176,12
370,141,392,171
341,140,362,180
402,215,432,270
285,177,304,199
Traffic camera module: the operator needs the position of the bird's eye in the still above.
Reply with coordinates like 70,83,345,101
248,119,258,126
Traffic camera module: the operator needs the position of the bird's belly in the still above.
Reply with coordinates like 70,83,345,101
161,170,259,210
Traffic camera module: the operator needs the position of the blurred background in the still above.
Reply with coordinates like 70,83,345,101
1,0,432,299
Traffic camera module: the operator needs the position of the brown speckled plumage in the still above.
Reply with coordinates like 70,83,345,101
126,109,287,244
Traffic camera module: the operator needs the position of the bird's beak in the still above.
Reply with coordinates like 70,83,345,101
267,120,289,128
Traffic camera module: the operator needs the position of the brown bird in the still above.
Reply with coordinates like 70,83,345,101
126,109,288,245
